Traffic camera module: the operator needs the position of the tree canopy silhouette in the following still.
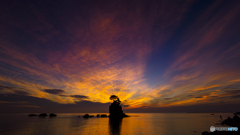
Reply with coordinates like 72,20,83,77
109,95,129,118
110,95,121,105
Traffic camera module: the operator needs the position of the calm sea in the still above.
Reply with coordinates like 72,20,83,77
0,113,233,135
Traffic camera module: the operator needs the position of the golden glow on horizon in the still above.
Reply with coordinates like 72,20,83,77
0,0,240,110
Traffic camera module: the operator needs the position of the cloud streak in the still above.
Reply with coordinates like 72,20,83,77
0,0,240,112
42,89,65,95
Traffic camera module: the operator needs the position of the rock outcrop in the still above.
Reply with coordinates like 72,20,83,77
39,113,48,117
222,115,240,127
235,112,240,115
202,114,240,135
49,113,57,117
83,114,94,118
109,95,129,119
100,114,108,117
28,114,38,116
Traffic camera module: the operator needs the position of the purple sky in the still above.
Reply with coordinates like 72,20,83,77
0,0,240,113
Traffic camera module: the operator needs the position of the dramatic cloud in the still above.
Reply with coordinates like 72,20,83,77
13,90,29,95
42,89,65,95
0,85,29,95
70,95,89,99
0,93,109,113
0,0,240,112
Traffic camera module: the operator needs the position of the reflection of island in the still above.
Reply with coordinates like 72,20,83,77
108,95,127,135
109,95,129,118
109,117,122,135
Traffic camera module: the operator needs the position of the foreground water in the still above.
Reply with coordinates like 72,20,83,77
0,113,233,135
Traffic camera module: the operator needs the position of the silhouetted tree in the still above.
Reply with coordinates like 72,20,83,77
110,95,121,105
109,95,129,118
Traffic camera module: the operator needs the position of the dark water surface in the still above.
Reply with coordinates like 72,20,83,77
0,113,232,135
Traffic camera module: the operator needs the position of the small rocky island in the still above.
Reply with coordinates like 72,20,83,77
81,95,129,118
109,95,129,119
28,113,57,117
202,113,240,135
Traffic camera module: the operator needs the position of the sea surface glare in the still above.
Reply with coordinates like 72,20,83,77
0,113,232,135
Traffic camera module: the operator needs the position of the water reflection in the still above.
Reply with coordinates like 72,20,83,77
109,118,122,135
0,113,233,135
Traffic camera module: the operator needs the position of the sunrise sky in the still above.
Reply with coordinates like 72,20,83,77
0,0,240,113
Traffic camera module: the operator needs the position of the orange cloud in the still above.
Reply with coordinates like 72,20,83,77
1,0,240,110
193,85,220,92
